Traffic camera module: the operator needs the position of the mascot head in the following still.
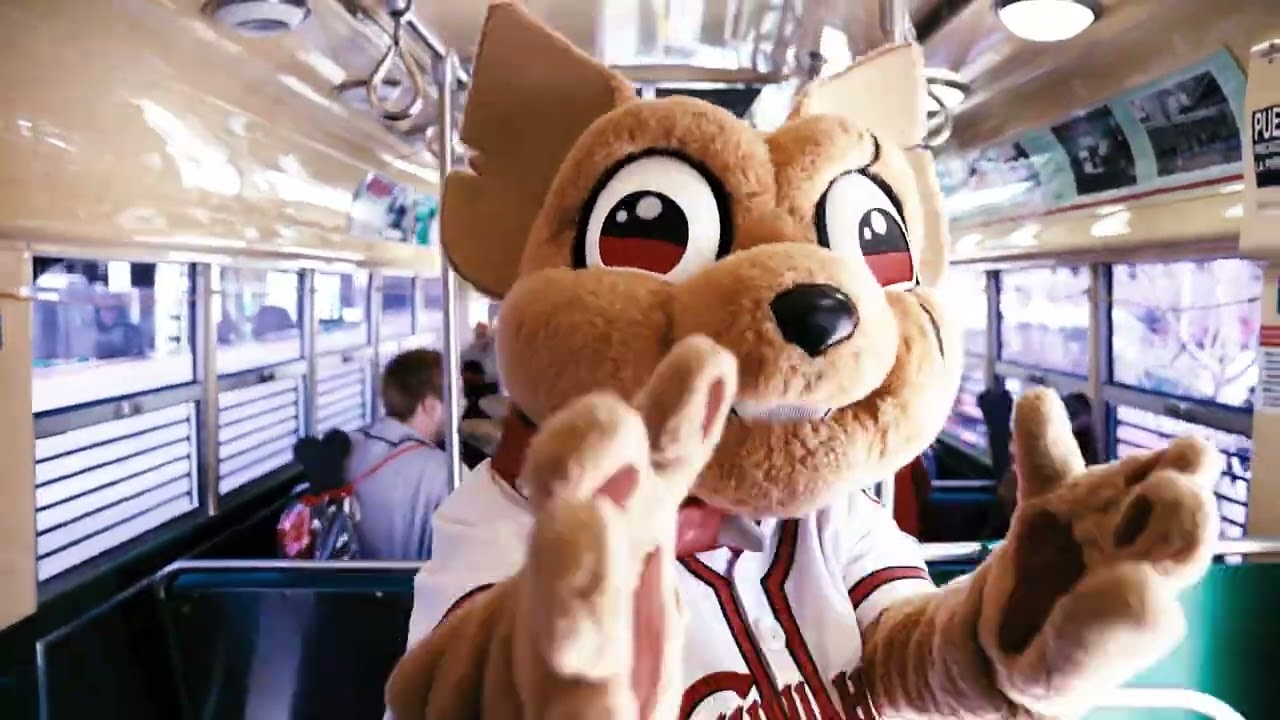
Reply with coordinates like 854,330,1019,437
443,2,962,518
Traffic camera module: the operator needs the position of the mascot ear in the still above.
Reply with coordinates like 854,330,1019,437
442,1,636,298
902,144,948,288
791,43,950,288
790,43,927,148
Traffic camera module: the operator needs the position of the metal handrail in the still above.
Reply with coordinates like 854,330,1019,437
922,537,1280,563
159,559,423,574
402,13,470,86
152,538,1280,581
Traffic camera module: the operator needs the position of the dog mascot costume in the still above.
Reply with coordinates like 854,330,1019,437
386,4,1221,718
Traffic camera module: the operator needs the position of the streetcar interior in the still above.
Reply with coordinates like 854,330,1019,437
0,0,1278,718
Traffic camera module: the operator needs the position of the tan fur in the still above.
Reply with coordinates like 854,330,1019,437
859,389,1218,719
390,3,1219,718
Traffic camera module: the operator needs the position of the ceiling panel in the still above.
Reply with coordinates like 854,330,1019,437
924,0,1278,150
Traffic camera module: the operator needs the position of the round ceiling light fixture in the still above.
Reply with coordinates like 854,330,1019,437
995,0,1100,43
204,0,311,37
924,67,969,114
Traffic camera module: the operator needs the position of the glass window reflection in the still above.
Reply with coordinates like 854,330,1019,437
943,355,989,455
215,267,302,375
380,274,414,341
315,271,370,352
998,266,1090,377
944,267,988,356
1110,258,1260,408
417,276,444,347
32,258,193,414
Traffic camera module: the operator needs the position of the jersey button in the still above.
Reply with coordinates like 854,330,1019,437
755,618,786,651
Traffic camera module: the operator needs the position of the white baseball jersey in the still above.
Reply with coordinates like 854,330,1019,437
405,460,937,720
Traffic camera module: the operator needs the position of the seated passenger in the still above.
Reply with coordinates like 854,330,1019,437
347,349,450,560
251,304,295,340
460,321,500,384
94,303,145,359
985,391,1098,537
461,359,499,420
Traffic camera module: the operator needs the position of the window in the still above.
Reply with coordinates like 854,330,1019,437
943,355,989,456
1113,405,1249,538
417,275,444,347
941,268,991,456
380,274,415,341
947,267,989,357
1110,258,1261,408
215,267,302,376
32,258,193,414
35,403,198,580
998,266,1090,377
315,271,370,353
1004,376,1025,397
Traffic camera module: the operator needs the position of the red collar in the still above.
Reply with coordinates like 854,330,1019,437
490,406,737,557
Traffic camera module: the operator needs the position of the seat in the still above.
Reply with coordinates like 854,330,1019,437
30,551,1274,719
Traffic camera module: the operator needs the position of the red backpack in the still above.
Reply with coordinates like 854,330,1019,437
276,430,426,560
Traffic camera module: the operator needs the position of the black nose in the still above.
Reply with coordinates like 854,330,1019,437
769,284,857,357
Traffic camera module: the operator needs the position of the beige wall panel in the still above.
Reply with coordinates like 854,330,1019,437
0,0,440,271
0,249,35,631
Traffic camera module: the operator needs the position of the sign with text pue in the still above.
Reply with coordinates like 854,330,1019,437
1241,40,1280,258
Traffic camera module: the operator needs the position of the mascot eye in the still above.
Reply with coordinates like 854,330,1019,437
577,153,727,282
815,171,915,289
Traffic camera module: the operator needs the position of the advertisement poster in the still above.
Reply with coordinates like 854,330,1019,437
1049,106,1139,196
1115,49,1247,187
941,50,1246,225
937,141,1053,224
348,172,412,241
1129,69,1242,177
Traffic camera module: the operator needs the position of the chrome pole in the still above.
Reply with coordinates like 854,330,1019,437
438,53,463,492
881,0,912,44
193,264,220,515
403,15,471,85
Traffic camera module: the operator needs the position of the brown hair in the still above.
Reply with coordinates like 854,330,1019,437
381,349,444,421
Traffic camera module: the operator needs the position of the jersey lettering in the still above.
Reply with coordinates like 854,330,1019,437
680,669,877,720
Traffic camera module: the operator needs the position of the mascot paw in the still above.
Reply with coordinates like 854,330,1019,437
979,388,1220,717
519,335,737,716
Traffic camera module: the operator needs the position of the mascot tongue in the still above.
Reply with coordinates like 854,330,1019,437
491,408,735,557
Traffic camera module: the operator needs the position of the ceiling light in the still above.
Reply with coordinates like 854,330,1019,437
995,0,1099,43
203,0,311,37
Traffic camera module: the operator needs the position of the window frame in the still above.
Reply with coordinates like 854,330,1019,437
210,265,307,378
993,262,1094,382
944,249,1257,538
26,254,385,596
29,255,203,598
30,257,199,416
1105,258,1260,415
312,268,374,354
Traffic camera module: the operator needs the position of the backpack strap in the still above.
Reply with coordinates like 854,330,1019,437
350,442,430,485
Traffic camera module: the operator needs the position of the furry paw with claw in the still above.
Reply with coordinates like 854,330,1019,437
978,387,1220,719
516,335,737,720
